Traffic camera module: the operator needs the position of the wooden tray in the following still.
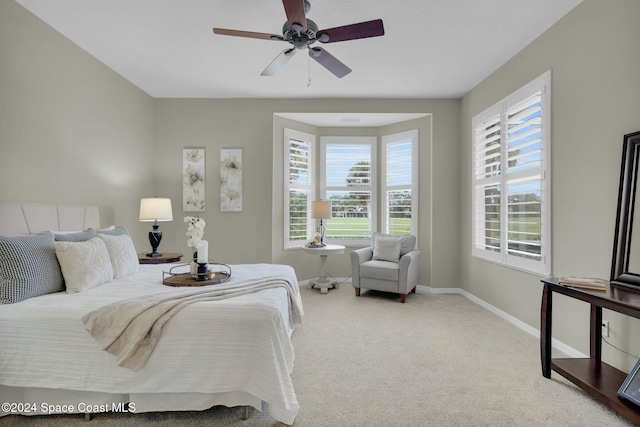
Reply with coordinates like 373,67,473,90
162,264,231,287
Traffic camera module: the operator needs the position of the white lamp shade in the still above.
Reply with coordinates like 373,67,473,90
139,198,173,222
312,200,332,219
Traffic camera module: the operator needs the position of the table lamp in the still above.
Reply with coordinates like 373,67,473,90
139,197,173,257
312,200,332,246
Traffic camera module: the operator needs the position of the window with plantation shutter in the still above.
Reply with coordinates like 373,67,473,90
284,128,315,248
472,71,551,275
320,136,376,243
382,130,418,236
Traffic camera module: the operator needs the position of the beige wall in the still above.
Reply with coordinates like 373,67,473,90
0,1,155,248
155,99,460,286
460,0,640,371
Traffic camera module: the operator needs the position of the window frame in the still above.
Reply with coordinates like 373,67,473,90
471,71,551,276
283,128,315,249
320,136,377,247
381,129,419,237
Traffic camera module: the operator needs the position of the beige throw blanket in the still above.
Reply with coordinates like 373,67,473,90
82,276,303,371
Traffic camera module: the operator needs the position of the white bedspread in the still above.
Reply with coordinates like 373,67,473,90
0,263,303,425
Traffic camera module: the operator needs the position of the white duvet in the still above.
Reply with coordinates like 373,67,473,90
0,263,303,425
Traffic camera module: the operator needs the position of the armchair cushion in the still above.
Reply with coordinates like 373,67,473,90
360,260,400,282
372,235,402,262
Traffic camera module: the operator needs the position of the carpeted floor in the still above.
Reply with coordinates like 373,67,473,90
0,282,634,426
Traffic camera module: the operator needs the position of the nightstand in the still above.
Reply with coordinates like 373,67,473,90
138,252,183,264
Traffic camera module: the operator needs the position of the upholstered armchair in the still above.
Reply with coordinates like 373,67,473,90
350,233,420,303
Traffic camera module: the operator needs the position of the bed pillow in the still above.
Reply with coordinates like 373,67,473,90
51,229,97,242
96,233,139,279
372,235,402,263
55,237,113,293
0,233,64,304
95,225,130,236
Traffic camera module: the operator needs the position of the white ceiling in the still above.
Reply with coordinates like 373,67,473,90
15,0,582,99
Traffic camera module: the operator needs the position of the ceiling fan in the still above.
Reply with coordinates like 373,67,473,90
212,0,384,78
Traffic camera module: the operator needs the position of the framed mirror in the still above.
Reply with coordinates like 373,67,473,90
611,130,640,289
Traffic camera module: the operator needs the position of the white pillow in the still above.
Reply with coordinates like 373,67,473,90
55,237,113,293
373,235,402,263
97,233,140,279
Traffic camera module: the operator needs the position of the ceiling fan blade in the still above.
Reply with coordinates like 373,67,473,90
282,0,307,33
213,28,283,41
309,47,351,78
261,49,296,76
317,19,384,43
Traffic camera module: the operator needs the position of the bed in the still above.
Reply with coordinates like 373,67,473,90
0,203,303,425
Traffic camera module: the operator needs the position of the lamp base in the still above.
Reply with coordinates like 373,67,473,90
148,226,163,258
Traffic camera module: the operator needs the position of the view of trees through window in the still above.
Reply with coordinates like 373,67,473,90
286,130,418,247
324,143,373,240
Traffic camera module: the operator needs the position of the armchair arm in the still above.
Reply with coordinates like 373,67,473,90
398,249,421,294
350,247,373,288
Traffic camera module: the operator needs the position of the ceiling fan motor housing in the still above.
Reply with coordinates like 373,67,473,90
283,19,318,49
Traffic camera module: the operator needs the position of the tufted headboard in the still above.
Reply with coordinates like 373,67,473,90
0,203,101,236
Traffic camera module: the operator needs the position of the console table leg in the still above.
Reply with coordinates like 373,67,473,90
590,304,602,360
541,283,552,378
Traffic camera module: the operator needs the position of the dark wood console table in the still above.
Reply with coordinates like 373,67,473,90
541,278,640,424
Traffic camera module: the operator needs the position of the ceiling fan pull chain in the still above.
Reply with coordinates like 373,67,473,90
307,54,312,87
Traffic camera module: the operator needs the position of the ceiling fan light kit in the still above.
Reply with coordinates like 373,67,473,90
213,0,384,78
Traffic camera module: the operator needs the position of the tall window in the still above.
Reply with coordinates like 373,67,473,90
284,128,315,248
472,71,551,275
382,130,419,236
320,136,377,243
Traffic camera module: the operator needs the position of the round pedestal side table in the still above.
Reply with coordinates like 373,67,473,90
303,244,345,294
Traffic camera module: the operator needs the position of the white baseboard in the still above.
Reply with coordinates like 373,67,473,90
419,285,587,358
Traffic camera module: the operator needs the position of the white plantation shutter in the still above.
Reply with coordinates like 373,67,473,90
284,128,315,248
382,130,418,236
473,112,502,259
321,136,376,242
506,91,543,264
472,71,551,275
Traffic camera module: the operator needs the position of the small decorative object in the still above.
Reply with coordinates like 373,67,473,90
312,200,332,246
183,147,205,212
197,240,208,263
196,240,209,281
139,197,173,257
220,148,242,212
619,358,640,407
162,263,232,287
184,216,206,277
197,263,209,281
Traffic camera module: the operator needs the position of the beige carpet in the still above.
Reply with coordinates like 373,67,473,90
0,283,633,426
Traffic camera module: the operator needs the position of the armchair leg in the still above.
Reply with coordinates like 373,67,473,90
400,294,406,303
355,288,360,297
411,286,417,293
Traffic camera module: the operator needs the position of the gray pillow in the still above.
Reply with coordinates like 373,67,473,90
372,232,416,256
0,232,64,304
373,235,402,262
53,229,97,242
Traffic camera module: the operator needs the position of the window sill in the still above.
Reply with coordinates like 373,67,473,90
471,253,551,278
